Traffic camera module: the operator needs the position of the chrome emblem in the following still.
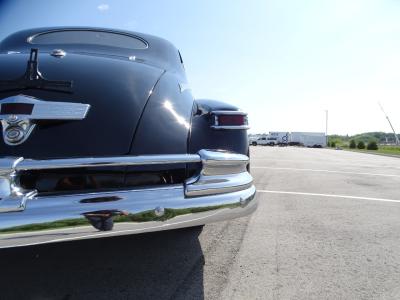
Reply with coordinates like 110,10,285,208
0,95,90,146
51,49,67,58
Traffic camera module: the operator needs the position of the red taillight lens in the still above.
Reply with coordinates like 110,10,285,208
1,103,34,115
217,115,247,126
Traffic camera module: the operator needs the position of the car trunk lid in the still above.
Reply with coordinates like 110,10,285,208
0,51,164,158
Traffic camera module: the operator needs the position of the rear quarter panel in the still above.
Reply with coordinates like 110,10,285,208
189,99,249,156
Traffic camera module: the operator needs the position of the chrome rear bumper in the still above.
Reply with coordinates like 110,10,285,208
0,150,256,248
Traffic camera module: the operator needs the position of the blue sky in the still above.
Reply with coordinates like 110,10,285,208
1,0,400,135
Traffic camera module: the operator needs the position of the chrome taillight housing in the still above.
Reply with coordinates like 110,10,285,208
211,111,249,130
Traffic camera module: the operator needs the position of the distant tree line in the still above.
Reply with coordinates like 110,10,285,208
327,132,394,151
329,132,399,145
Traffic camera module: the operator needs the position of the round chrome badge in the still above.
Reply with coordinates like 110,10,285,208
5,127,24,143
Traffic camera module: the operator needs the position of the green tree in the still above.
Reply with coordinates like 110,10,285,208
349,140,356,149
367,141,378,150
331,141,336,148
357,141,365,149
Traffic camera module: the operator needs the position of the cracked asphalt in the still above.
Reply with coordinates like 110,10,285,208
1,147,400,299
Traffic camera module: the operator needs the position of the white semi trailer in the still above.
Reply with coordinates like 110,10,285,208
290,132,327,147
269,132,290,145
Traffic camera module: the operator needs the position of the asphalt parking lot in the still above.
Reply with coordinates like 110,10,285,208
1,147,400,299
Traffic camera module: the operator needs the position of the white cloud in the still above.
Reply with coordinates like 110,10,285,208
97,4,109,12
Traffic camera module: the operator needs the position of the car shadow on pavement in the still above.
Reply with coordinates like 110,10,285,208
0,227,205,300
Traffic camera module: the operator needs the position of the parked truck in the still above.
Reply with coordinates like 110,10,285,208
250,135,277,146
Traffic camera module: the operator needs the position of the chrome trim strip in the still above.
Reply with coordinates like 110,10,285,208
211,110,247,116
18,154,201,171
210,125,251,130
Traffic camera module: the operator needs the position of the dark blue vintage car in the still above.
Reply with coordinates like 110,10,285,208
0,28,256,248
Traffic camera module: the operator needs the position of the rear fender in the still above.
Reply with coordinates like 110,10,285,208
189,99,249,155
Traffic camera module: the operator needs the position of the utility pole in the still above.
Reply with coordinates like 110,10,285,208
325,110,328,146
378,102,400,145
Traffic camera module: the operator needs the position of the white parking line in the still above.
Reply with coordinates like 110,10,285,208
251,158,400,169
252,166,400,178
258,190,400,203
